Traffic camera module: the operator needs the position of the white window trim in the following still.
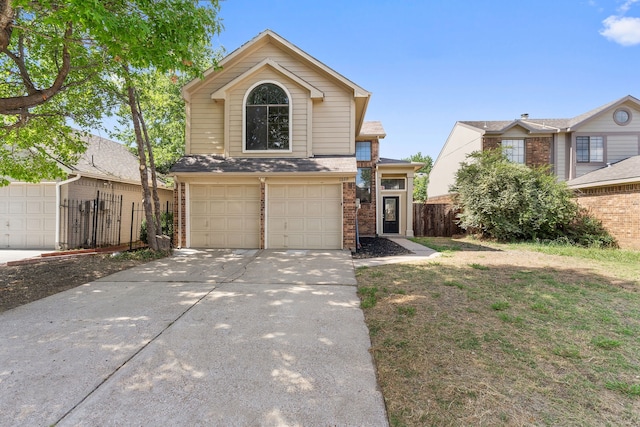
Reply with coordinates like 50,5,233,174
501,139,525,164
242,80,293,154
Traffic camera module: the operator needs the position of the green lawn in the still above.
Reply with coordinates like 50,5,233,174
358,238,640,426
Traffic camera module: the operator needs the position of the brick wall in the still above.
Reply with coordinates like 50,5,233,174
483,137,551,167
356,138,379,235
173,182,186,248
574,184,640,250
343,181,356,250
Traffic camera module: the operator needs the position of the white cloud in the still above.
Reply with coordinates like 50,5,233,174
600,15,640,46
619,0,640,14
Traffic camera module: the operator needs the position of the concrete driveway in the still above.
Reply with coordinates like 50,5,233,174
0,249,388,426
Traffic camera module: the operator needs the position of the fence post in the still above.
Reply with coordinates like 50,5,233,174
130,201,135,251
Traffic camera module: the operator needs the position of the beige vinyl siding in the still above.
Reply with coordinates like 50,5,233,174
554,133,567,180
607,135,640,163
500,127,530,138
577,104,640,133
187,40,354,157
226,68,307,158
427,123,483,198
312,93,352,155
188,96,225,155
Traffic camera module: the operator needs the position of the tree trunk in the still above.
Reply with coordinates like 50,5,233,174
126,83,158,251
136,93,162,232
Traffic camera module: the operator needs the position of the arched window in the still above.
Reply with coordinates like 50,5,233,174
245,83,290,151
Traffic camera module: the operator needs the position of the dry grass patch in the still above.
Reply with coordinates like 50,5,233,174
357,239,640,426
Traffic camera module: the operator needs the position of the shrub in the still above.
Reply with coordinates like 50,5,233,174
451,149,616,247
140,211,174,245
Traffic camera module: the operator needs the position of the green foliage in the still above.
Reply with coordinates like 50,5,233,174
451,149,616,247
403,152,433,202
1,0,222,183
140,211,174,245
412,175,428,202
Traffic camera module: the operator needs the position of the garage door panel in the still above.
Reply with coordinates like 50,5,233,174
191,201,209,215
287,201,305,216
267,184,342,249
226,201,245,214
1,184,56,248
189,184,260,248
191,185,209,198
210,200,227,214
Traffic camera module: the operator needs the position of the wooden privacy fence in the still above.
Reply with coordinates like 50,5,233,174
413,203,464,237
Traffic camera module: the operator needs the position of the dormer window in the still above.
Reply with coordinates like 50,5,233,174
245,82,290,151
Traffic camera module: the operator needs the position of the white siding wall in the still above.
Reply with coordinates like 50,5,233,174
187,41,353,157
427,123,483,198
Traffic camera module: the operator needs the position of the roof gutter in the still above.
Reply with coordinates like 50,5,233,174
55,174,82,249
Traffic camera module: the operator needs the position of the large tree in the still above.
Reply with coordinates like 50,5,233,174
0,0,222,249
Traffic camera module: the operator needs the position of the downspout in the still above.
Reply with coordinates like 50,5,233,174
55,174,82,249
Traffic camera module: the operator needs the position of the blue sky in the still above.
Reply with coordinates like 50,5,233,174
211,0,640,161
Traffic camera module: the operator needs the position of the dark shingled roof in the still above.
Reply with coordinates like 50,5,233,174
170,155,357,174
567,155,640,188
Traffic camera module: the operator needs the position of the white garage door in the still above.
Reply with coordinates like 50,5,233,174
190,184,260,248
0,183,56,249
267,184,342,249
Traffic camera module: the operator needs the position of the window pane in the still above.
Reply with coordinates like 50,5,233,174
576,136,589,163
247,83,288,105
590,137,603,162
356,168,371,203
267,106,289,150
246,83,289,151
502,139,524,164
356,141,371,161
381,179,405,190
246,106,267,150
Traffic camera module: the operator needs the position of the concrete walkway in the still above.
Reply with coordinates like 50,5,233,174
0,249,387,426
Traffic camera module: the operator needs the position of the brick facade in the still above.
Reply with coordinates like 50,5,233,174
343,181,356,250
356,139,379,236
574,184,640,250
483,137,552,168
173,182,187,248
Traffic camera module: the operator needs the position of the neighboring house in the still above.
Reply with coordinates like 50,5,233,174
567,155,640,249
428,95,640,202
0,134,173,249
170,30,421,250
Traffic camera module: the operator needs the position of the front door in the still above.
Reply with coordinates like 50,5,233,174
382,196,400,234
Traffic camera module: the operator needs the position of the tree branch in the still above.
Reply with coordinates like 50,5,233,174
0,22,73,114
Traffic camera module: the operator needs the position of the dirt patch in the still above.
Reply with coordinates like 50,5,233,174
0,254,155,313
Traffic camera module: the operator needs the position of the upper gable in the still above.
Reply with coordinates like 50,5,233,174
571,99,640,134
184,31,371,158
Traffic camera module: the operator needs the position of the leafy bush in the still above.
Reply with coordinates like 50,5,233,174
140,211,174,245
451,149,616,247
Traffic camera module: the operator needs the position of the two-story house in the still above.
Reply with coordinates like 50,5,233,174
427,95,640,202
426,95,640,249
170,30,420,250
